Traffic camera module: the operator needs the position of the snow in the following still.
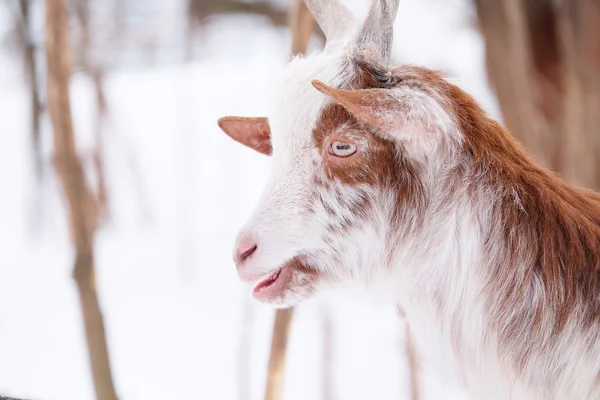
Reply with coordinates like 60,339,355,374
0,1,496,399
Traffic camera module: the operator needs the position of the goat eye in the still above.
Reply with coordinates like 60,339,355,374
329,141,357,157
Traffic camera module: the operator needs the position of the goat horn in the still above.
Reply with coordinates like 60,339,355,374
304,0,356,48
355,0,400,64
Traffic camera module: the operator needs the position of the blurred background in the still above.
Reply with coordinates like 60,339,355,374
0,0,598,399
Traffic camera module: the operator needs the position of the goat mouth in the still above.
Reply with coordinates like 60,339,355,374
250,256,316,302
253,268,282,294
252,260,297,301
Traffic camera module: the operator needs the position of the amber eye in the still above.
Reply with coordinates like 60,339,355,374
329,141,357,157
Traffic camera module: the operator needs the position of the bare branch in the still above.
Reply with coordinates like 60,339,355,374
188,0,287,26
187,0,324,40
15,0,43,183
74,0,110,222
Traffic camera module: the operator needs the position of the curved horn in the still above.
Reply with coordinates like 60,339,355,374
355,0,400,64
304,0,356,47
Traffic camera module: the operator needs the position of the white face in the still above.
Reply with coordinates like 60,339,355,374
225,51,431,307
218,0,453,307
233,54,374,307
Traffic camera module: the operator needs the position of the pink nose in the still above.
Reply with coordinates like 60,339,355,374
235,242,258,266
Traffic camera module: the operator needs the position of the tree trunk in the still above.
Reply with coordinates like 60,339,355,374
263,3,314,400
475,0,600,189
290,0,314,56
45,1,119,399
72,252,119,400
556,0,600,189
265,309,294,400
474,0,558,169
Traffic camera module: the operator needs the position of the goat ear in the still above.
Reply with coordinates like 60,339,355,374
312,80,397,132
217,117,272,156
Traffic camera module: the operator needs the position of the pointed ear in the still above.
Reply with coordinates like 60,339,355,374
311,80,398,132
217,116,272,156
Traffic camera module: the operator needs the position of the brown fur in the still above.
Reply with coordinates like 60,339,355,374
442,73,600,371
218,56,600,383
311,63,426,247
317,59,600,380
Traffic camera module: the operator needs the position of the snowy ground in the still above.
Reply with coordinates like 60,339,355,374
0,1,499,399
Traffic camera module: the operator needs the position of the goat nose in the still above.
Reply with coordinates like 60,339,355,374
235,242,258,266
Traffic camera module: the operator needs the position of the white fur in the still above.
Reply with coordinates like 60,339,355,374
231,2,600,399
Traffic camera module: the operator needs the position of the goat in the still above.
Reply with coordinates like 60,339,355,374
217,0,600,398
